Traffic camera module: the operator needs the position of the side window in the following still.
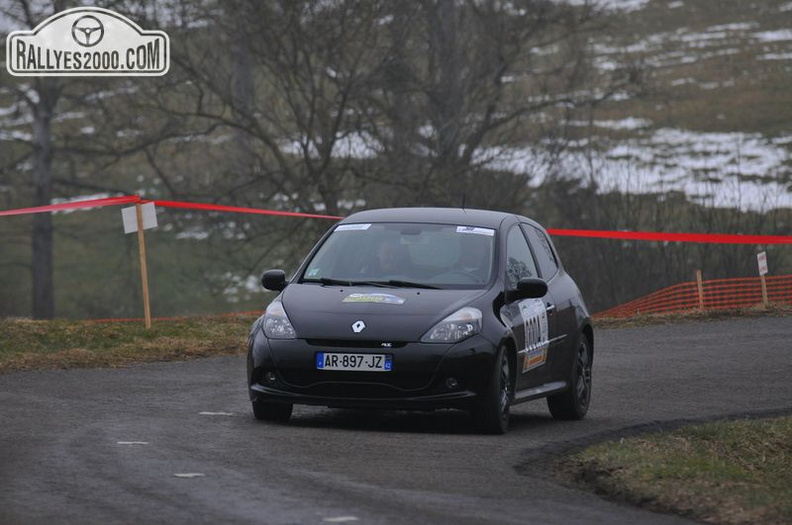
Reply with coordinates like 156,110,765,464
505,226,539,289
523,225,559,279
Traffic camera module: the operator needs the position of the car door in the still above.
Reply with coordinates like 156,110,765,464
522,224,572,381
498,225,557,390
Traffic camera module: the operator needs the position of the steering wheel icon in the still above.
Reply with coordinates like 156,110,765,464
71,15,104,47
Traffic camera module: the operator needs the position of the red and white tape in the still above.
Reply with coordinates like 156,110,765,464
0,195,342,221
0,195,141,217
546,228,792,245
1,195,790,244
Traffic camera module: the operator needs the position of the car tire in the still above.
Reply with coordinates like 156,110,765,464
473,346,511,434
252,399,293,422
547,334,592,420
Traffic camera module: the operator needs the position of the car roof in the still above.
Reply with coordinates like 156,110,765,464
341,207,532,230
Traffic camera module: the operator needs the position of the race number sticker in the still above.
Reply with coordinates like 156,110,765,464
519,299,549,373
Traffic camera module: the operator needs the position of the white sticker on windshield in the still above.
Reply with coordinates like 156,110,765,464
336,223,371,231
457,226,495,236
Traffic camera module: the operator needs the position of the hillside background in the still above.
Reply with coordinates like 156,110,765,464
0,0,790,319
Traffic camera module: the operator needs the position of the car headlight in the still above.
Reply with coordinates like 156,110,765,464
421,307,482,343
262,299,297,339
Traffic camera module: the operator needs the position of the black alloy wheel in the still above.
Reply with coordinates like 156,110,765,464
547,335,592,420
474,346,511,434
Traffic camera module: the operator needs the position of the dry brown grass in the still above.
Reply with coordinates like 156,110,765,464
0,314,258,373
567,417,792,525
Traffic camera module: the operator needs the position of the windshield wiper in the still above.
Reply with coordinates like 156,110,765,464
363,280,441,289
302,278,439,289
346,280,398,288
302,278,394,288
302,277,354,286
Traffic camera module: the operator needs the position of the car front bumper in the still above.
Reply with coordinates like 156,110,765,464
248,332,497,411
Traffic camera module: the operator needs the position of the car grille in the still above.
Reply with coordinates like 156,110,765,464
300,382,417,398
279,369,433,392
306,339,408,349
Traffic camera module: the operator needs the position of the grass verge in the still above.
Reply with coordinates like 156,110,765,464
1,307,788,373
0,314,258,373
564,417,792,525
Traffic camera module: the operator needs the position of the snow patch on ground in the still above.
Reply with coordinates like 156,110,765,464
222,273,260,303
557,0,651,12
285,124,792,212
584,129,790,210
0,104,19,117
570,118,653,130
753,29,792,43
50,193,113,214
0,130,32,141
279,132,381,159
592,18,792,73
176,228,210,240
759,52,792,61
707,23,758,32
473,129,791,211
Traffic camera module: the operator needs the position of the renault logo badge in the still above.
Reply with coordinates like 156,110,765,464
351,320,366,333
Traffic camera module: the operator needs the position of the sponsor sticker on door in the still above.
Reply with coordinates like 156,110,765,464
6,7,169,76
519,299,549,373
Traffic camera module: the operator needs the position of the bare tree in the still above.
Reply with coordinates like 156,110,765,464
159,0,619,213
362,0,613,209
129,0,628,281
0,0,70,318
156,1,386,216
0,0,209,318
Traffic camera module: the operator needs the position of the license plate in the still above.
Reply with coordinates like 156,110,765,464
316,352,393,372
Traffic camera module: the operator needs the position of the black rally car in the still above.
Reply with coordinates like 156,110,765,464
247,207,593,433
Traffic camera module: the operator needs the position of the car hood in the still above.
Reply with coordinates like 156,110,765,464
281,284,487,341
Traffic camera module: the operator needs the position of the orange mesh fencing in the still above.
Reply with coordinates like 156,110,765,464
595,275,792,318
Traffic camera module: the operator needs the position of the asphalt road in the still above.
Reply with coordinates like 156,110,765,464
1,316,790,525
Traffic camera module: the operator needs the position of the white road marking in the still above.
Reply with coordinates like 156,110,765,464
117,441,149,445
323,518,359,523
199,411,234,416
174,473,205,478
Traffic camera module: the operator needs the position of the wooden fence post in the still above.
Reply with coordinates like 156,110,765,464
696,270,705,310
757,251,769,307
760,274,769,307
135,201,152,329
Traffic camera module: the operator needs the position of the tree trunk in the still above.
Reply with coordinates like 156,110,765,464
426,0,464,206
232,10,255,187
31,78,58,319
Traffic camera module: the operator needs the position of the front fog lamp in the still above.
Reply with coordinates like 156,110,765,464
262,299,297,339
421,307,482,343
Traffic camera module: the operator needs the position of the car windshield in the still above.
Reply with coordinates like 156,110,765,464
300,222,496,289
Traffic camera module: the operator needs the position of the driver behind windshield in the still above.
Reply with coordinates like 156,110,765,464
360,238,408,276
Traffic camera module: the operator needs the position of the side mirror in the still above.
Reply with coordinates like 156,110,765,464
506,277,547,302
261,269,287,292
